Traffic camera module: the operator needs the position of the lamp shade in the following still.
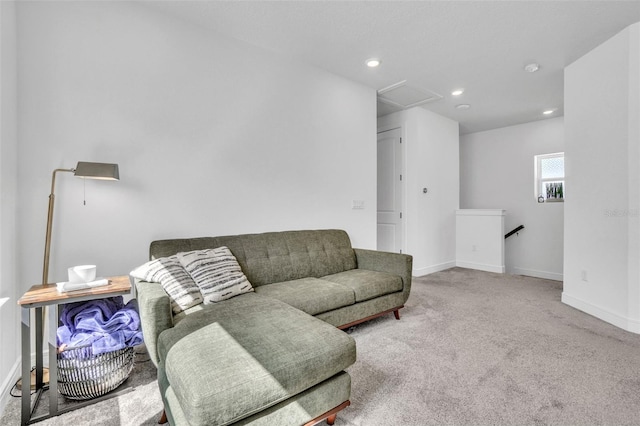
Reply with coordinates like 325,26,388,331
73,162,119,180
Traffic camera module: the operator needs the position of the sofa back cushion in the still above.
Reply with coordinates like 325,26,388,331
149,229,356,287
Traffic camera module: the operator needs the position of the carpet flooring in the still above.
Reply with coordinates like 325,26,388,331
2,267,640,425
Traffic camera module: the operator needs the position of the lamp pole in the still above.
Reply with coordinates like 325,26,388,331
37,168,75,390
42,168,74,286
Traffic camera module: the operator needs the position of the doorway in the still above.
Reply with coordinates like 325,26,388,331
377,127,404,253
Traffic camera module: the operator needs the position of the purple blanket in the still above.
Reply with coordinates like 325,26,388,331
57,296,144,356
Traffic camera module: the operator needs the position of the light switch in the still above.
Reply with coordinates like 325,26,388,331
352,200,365,210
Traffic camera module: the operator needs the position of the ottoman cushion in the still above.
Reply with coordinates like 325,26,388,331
157,293,356,426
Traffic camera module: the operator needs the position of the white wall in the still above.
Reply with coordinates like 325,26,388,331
378,107,459,276
563,22,640,333
16,1,377,289
460,117,564,280
456,209,506,273
1,1,377,408
0,0,20,416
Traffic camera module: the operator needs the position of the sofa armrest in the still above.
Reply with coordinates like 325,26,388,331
353,248,413,304
135,279,173,367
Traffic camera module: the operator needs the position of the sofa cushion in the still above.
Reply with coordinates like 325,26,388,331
254,277,355,315
157,293,356,426
150,230,357,287
130,256,203,314
322,269,403,302
177,247,254,303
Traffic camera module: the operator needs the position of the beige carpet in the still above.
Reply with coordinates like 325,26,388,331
2,267,640,425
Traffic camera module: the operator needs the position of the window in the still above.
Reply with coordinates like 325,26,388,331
535,152,564,202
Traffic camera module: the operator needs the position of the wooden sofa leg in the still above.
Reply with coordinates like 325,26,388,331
304,400,350,426
394,309,401,320
158,410,168,424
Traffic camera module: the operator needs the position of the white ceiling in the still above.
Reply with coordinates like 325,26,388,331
143,0,640,134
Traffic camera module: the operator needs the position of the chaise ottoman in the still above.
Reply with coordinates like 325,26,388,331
156,293,356,425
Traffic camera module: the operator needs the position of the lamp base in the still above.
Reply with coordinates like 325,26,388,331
16,367,50,391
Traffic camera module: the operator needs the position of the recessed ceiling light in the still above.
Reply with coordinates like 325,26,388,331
366,58,381,68
543,109,556,115
455,104,471,110
524,63,540,73
451,89,464,96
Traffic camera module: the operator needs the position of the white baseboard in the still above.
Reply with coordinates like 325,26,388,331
0,357,20,418
30,349,50,368
0,349,52,418
562,292,640,334
513,267,563,282
455,260,505,274
413,261,456,277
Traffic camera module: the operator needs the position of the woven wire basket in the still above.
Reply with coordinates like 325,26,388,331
57,345,135,400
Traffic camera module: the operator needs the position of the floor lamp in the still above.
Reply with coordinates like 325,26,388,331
42,162,120,287
33,161,119,389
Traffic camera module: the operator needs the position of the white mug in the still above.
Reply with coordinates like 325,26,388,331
68,265,97,283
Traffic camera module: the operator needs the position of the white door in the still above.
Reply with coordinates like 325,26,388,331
377,128,403,253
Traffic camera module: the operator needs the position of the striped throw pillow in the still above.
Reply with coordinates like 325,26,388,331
177,247,254,303
131,256,203,313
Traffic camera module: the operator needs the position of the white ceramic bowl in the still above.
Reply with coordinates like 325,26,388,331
68,265,97,283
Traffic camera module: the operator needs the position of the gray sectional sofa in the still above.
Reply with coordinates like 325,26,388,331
135,229,413,426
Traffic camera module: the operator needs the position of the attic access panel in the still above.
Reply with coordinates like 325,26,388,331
377,81,443,109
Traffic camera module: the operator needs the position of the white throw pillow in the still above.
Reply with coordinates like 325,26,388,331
131,256,203,313
177,247,254,303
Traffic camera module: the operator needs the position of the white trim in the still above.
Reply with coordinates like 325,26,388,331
377,122,402,134
413,261,456,277
535,152,565,202
0,348,51,418
562,292,640,334
455,260,505,274
0,356,20,418
376,124,402,135
513,267,563,282
31,349,50,368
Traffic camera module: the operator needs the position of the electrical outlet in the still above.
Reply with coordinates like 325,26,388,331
581,270,588,282
472,245,477,252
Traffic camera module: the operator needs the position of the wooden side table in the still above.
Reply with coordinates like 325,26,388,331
17,275,132,425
